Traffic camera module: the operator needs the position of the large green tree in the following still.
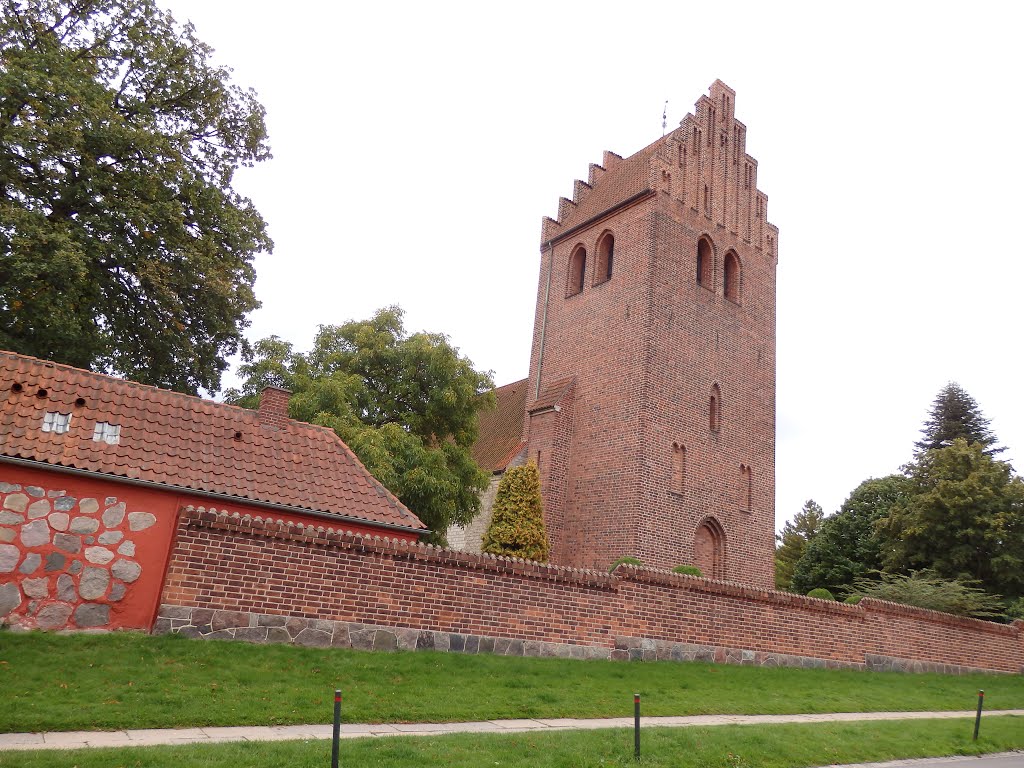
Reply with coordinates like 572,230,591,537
774,499,824,591
792,475,909,596
226,307,494,543
878,439,1024,599
0,0,270,393
915,382,1002,456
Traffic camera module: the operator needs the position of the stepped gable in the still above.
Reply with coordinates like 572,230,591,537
0,351,425,532
542,79,778,257
542,145,658,244
471,378,527,473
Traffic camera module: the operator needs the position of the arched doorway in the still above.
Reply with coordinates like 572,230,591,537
693,517,725,579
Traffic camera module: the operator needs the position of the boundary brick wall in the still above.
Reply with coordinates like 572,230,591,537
157,509,1024,674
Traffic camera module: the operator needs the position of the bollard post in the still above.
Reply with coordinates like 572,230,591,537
973,690,984,741
634,693,641,761
332,689,341,768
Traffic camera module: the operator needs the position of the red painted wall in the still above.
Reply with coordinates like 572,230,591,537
160,510,1024,674
0,464,410,632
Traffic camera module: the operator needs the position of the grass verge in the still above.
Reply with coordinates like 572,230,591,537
1,718,1022,768
2,632,1023,733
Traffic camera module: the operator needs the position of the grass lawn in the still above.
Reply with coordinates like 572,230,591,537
1,632,1022,733
1,718,1022,768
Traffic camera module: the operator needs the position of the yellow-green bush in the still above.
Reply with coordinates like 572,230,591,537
481,462,549,562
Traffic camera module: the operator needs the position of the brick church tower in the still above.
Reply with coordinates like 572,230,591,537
524,80,778,586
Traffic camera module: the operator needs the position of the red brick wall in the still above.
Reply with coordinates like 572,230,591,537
524,82,777,583
160,510,1024,674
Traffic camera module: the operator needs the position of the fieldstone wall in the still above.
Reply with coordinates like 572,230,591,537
159,508,1024,675
151,604,1002,676
0,480,154,630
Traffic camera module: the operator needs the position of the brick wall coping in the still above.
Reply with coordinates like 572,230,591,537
614,565,866,618
614,565,1022,635
858,597,1022,636
178,507,1024,638
179,507,617,589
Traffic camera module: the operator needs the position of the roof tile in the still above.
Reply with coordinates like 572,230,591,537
471,378,528,473
0,351,425,532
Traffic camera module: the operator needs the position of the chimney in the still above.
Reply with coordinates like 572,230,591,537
258,386,292,426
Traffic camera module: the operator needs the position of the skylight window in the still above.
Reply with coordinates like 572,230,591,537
92,422,121,444
42,412,72,434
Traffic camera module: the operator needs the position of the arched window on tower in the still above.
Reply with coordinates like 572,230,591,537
567,245,586,297
594,232,614,285
724,251,741,303
697,237,714,289
709,383,721,433
693,517,725,579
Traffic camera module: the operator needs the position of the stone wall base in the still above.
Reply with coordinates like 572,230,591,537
153,605,1002,675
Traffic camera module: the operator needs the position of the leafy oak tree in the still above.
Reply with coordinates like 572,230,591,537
481,462,549,562
226,307,494,543
792,475,909,596
0,0,271,393
879,439,1024,599
915,382,1002,456
774,499,824,591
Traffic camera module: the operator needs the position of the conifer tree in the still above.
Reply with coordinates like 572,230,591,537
775,500,824,591
915,382,1002,456
482,462,549,562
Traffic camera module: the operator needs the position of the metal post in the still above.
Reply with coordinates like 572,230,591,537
973,690,984,741
634,693,641,760
332,689,341,768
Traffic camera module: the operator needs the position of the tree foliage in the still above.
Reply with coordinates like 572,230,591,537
481,462,549,562
225,307,494,543
792,475,909,596
915,382,1002,456
878,439,1024,600
848,571,1006,619
774,499,824,591
0,0,271,393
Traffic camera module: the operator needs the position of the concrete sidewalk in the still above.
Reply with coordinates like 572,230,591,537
1,709,1022,752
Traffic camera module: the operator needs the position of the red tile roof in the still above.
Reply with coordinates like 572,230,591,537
528,377,575,414
471,378,527,473
548,139,660,239
0,351,425,532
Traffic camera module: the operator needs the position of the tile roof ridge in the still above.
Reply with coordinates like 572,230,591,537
492,376,529,394
0,349,257,418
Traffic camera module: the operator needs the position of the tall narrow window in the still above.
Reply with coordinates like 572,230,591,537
724,251,741,303
745,462,753,512
594,232,614,285
672,443,686,494
697,237,714,288
567,245,586,297
709,384,721,433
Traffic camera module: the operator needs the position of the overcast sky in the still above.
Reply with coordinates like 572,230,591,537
161,0,1024,530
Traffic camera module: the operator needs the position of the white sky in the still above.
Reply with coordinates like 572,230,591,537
162,0,1024,531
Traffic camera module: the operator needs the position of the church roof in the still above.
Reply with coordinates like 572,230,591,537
0,351,426,533
471,378,527,473
528,377,575,414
